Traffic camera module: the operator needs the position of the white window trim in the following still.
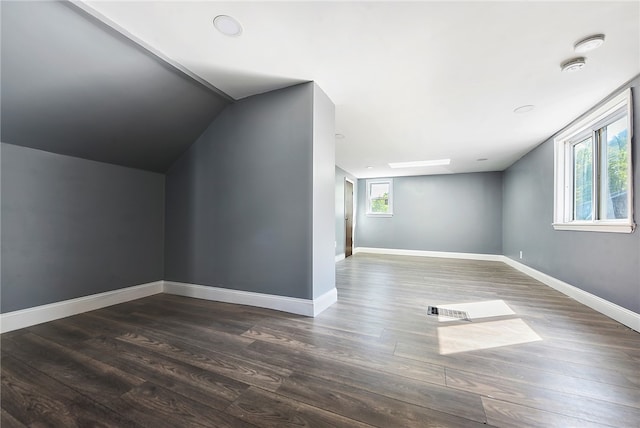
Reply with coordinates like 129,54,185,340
366,178,393,217
553,88,635,233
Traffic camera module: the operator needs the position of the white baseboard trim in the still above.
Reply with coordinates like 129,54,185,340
4,256,634,333
312,287,338,316
0,280,338,333
163,281,337,318
0,281,163,334
351,247,638,331
335,253,346,262
501,257,640,332
353,246,503,262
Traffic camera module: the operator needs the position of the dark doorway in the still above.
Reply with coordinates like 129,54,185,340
345,179,354,257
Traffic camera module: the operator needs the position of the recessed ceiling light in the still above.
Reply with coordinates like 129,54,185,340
574,34,605,53
561,57,586,72
366,166,374,169
476,158,488,162
389,159,451,168
335,133,345,139
213,15,243,37
513,105,535,114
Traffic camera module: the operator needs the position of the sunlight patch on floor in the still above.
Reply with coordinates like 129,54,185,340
437,318,542,355
434,300,515,322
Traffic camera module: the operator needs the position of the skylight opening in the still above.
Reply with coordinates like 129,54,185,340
388,159,451,168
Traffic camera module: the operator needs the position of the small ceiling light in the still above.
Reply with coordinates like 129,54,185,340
574,34,605,53
366,166,374,169
476,158,488,162
389,159,451,168
335,133,345,139
213,15,243,37
514,105,535,114
561,57,586,72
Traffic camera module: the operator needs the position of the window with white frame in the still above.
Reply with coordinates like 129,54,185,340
553,89,635,233
366,179,393,216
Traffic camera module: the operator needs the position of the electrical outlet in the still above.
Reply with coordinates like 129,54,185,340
519,250,523,259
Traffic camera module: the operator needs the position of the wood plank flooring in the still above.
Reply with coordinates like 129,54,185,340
2,254,639,427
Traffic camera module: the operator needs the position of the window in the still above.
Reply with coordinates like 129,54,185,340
366,179,393,216
553,89,634,233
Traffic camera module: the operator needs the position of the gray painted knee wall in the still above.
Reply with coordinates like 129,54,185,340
1,0,229,173
355,172,503,255
164,82,335,300
0,143,165,313
503,77,640,313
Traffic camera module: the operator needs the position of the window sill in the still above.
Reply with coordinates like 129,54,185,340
552,222,636,233
366,213,393,218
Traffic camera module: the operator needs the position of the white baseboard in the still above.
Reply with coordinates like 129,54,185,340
4,255,634,333
312,287,338,316
501,257,640,332
163,281,337,318
1,280,339,333
0,281,163,333
335,253,346,262
353,246,503,262
351,247,638,331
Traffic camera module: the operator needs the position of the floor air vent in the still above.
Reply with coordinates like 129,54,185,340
427,306,471,321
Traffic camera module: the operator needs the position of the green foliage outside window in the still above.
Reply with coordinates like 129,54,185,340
574,140,593,220
573,126,628,221
606,129,628,219
371,193,389,213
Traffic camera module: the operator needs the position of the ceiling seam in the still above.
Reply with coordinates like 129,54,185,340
65,0,235,103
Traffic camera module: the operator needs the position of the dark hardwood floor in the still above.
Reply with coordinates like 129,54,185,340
2,254,639,427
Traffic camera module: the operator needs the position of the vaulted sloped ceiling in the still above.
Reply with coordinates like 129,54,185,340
74,1,640,178
1,1,231,173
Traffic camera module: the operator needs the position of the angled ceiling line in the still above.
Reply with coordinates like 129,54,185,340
48,1,640,178
67,0,235,103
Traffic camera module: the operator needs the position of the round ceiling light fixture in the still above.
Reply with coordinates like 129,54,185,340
213,15,243,37
574,34,605,53
561,57,586,73
513,105,535,114
366,166,374,169
335,133,345,139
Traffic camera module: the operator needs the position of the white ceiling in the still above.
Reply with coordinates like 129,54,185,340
78,1,639,178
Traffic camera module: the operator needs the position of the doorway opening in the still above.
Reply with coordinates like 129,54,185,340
345,179,354,257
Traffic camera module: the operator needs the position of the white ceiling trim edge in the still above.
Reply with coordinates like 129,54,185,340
69,1,234,101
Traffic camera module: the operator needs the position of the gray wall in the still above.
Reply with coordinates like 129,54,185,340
165,83,323,300
311,84,336,298
1,0,229,173
503,78,640,313
1,143,165,313
335,166,358,257
356,172,503,254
